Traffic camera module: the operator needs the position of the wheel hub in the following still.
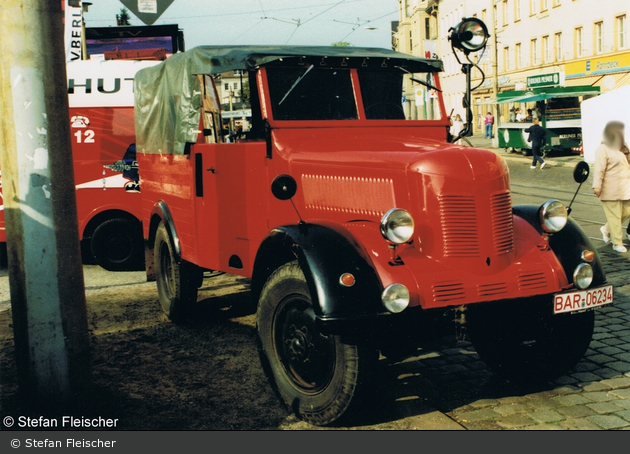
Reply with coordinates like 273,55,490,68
286,325,310,362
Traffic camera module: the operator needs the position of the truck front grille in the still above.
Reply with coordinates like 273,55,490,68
439,195,480,257
490,191,515,255
439,191,514,258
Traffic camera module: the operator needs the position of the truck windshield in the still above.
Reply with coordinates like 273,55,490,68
266,66,442,122
267,67,358,121
358,70,443,121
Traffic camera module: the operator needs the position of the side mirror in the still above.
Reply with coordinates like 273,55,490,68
573,161,590,184
271,174,297,200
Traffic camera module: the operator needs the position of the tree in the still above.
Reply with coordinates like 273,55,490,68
331,41,353,47
117,8,131,26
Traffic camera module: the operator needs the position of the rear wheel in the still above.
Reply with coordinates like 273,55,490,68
154,222,201,322
467,300,594,382
256,261,376,426
90,218,144,271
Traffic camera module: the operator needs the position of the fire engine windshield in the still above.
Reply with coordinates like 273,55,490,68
358,70,443,121
267,67,358,121
265,66,442,121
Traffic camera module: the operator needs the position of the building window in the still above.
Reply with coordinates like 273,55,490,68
515,0,521,21
515,42,521,69
409,30,413,51
618,15,626,50
494,5,498,28
531,38,538,65
530,0,537,16
543,35,550,63
233,82,238,90
425,17,430,40
553,0,560,6
555,32,562,61
503,46,510,71
482,9,486,23
224,83,229,90
503,0,508,25
595,21,603,54
541,0,548,11
575,27,583,57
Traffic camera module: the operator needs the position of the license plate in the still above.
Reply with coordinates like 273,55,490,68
553,285,613,314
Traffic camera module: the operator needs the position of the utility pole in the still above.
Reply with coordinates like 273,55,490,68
490,0,500,141
0,0,89,406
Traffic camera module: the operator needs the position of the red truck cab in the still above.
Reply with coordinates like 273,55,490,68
134,36,611,425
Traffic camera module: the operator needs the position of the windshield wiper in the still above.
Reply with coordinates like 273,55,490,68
278,65,314,105
395,66,442,93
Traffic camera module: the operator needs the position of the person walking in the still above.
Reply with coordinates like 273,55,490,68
525,117,547,169
484,112,494,139
593,121,630,253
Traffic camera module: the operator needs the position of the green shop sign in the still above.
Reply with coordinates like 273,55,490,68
527,72,564,88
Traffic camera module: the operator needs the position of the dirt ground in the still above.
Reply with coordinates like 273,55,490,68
0,265,559,431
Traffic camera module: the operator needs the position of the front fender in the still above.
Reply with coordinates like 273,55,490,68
251,223,384,330
513,205,606,287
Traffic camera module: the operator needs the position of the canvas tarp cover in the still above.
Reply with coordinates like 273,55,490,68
134,45,443,155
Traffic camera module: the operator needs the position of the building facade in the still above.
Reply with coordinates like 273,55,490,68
398,0,630,134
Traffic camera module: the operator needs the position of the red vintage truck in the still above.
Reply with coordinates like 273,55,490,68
133,20,612,425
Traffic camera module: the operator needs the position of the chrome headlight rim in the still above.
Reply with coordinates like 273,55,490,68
380,208,415,244
381,283,410,314
573,263,594,290
539,199,568,233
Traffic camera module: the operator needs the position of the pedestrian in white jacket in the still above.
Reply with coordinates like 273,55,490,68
592,121,630,253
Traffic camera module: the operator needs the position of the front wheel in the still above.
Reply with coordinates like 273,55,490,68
467,300,594,382
256,261,376,426
90,218,144,271
154,222,201,322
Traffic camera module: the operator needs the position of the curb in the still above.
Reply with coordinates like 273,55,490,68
490,148,580,169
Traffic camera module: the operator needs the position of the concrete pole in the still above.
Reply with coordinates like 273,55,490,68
0,0,89,405
490,0,500,144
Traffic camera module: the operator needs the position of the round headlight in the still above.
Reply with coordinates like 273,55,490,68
381,283,410,313
380,208,415,244
573,263,594,290
539,200,568,233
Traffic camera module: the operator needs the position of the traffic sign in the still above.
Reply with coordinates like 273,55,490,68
527,72,564,88
119,0,174,25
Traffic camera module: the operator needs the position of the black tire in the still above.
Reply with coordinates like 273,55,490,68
154,222,200,322
467,300,594,382
256,261,376,426
90,217,144,271
521,148,531,156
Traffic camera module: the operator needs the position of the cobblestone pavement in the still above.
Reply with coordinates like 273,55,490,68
385,245,630,430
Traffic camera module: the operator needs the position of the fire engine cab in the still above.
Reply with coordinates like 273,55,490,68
134,19,612,425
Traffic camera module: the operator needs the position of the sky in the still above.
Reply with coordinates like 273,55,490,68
83,0,400,50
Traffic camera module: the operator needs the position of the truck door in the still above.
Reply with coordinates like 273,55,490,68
194,75,268,276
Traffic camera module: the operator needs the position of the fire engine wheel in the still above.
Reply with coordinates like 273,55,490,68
154,223,200,322
90,218,144,271
256,261,376,426
467,303,594,382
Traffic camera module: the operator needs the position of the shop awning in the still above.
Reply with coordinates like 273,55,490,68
482,85,601,104
565,72,630,91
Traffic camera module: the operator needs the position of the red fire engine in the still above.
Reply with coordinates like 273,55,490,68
0,59,158,270
134,19,612,425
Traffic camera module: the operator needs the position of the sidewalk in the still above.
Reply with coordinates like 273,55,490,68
465,134,583,168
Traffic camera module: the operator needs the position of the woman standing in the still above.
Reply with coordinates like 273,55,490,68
484,112,494,139
593,121,630,253
450,114,464,144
